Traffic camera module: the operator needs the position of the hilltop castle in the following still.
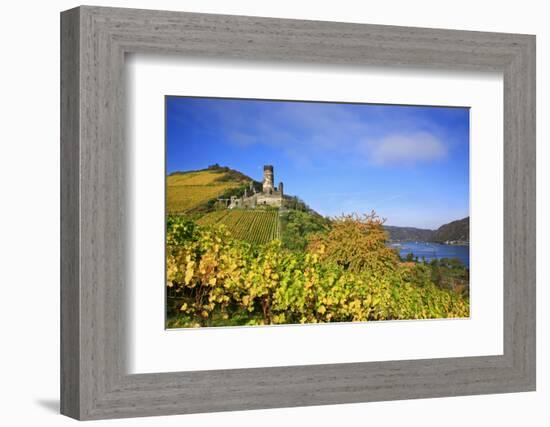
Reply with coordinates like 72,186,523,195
228,165,284,209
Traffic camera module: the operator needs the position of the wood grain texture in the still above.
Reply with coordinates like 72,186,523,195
60,5,536,420
60,7,80,419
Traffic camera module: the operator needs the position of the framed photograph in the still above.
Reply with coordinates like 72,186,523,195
61,6,536,420
164,97,471,330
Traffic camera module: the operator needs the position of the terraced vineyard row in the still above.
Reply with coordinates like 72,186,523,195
197,210,280,245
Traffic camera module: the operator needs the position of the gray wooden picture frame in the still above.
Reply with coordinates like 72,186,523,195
60,5,536,420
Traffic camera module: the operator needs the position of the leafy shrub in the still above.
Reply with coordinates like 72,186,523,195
307,212,399,274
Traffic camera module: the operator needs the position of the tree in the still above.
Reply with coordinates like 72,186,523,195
307,211,399,274
280,210,331,251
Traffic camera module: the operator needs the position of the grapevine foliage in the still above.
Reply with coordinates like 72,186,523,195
166,214,469,328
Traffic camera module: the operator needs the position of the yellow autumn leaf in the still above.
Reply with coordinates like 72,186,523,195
365,294,372,306
184,268,194,285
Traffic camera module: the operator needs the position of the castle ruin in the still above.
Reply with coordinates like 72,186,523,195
228,165,284,209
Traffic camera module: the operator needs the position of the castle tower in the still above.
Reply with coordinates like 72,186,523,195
263,165,274,193
278,182,284,196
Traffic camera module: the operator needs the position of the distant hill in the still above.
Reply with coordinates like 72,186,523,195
385,217,469,244
166,165,258,213
384,226,434,242
432,217,469,243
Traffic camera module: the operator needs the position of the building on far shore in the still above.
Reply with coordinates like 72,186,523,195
229,165,284,209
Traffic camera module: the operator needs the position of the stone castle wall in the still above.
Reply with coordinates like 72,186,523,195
228,165,284,209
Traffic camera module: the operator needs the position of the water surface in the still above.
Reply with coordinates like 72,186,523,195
389,242,469,268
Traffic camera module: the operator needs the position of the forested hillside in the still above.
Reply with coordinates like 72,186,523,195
384,226,434,242
432,217,469,243
385,217,469,243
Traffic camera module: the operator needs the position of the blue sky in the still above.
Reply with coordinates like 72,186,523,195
166,96,469,229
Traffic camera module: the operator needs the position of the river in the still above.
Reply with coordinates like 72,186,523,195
389,242,470,268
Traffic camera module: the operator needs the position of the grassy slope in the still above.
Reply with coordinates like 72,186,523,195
166,169,248,213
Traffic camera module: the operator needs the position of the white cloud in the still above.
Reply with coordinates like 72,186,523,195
202,101,451,168
363,132,447,166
